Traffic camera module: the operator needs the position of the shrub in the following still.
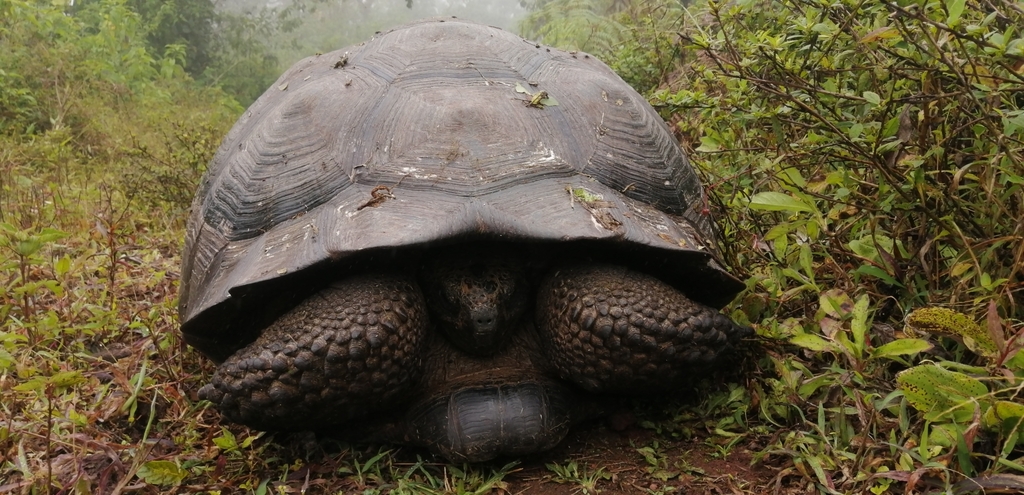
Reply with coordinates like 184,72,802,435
657,0,1024,324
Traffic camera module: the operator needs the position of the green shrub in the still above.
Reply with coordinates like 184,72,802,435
636,0,1024,490
658,0,1024,323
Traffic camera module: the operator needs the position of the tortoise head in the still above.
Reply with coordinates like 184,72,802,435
420,246,530,356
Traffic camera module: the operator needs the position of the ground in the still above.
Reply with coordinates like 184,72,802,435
506,423,777,494
222,410,783,494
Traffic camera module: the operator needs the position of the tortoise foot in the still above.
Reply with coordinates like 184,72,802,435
536,264,750,393
199,274,428,429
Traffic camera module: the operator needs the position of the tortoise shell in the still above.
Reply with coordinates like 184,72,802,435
179,18,742,361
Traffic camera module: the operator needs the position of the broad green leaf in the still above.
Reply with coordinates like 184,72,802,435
848,235,900,263
239,432,258,449
14,377,47,392
1007,38,1024,57
764,223,791,241
1005,112,1024,135
0,348,14,370
896,365,988,422
851,294,870,355
213,428,238,451
863,91,881,105
882,115,901,138
0,332,28,344
848,122,864,140
855,264,902,287
50,371,85,389
790,333,835,352
870,338,933,360
14,238,43,257
798,244,814,282
983,400,1024,433
804,452,832,488
54,255,71,277
36,228,67,243
778,166,806,188
859,26,899,44
137,460,187,486
1005,349,1024,372
797,374,836,399
946,0,966,25
927,422,962,448
748,191,814,212
696,135,720,152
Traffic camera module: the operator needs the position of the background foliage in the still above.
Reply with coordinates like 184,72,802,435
644,0,1024,491
2,0,1022,493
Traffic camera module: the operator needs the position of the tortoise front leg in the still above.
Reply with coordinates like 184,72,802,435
199,274,428,430
536,264,749,393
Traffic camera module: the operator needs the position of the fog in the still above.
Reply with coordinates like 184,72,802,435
219,0,529,67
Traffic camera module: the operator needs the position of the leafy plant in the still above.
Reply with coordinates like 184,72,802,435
547,459,612,493
895,306,1023,472
665,0,1024,322
637,0,1024,491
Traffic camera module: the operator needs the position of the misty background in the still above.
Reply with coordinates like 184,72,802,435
91,0,685,105
220,0,530,65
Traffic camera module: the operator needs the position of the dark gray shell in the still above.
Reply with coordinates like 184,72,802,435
180,19,742,360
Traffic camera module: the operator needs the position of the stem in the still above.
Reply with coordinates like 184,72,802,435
45,384,53,495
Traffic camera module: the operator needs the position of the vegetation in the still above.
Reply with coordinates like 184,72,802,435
2,0,1023,493
653,0,1024,491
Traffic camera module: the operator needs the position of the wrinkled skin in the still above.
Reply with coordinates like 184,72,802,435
199,249,749,462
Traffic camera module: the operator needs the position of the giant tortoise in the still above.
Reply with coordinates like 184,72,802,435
180,18,749,462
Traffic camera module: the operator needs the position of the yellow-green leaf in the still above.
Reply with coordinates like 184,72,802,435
790,333,835,352
870,338,932,360
50,371,85,389
983,400,1024,433
696,135,720,152
946,0,966,25
137,460,187,486
896,364,988,423
748,191,815,212
54,255,71,277
906,307,997,356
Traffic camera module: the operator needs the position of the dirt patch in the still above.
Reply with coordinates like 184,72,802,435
501,420,777,494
